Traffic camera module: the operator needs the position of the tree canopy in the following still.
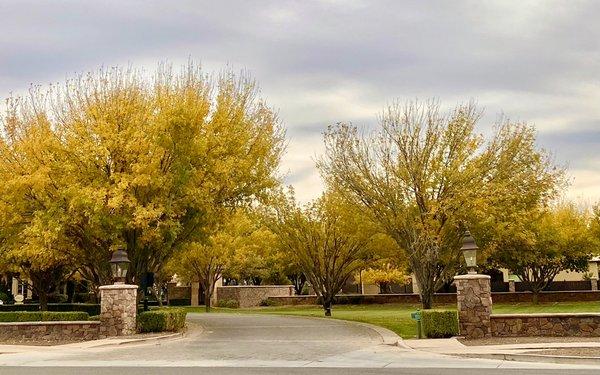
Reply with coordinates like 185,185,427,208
492,202,595,303
318,100,564,308
0,63,285,300
269,190,377,316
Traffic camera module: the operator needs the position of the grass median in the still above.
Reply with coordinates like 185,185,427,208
182,301,600,339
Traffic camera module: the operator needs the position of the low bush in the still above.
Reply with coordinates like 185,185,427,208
0,291,11,303
0,303,100,315
421,310,458,338
88,315,101,321
216,299,239,308
0,311,90,322
137,308,187,333
73,292,96,304
48,294,69,303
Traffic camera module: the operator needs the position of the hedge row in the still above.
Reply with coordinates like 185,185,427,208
216,299,240,308
137,308,187,333
0,303,100,316
421,310,459,338
0,311,90,322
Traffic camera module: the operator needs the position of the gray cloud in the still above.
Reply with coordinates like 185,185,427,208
2,0,600,202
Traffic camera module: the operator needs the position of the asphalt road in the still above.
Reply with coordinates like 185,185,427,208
1,313,600,374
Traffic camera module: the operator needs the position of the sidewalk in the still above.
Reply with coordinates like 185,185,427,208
403,337,600,365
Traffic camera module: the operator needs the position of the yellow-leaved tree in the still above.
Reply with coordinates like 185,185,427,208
318,100,564,309
0,63,284,299
269,190,376,316
170,209,277,311
491,202,595,304
360,263,408,294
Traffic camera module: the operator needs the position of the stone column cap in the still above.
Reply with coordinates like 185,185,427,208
454,274,491,280
99,284,138,290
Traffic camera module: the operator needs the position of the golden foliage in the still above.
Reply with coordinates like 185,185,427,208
0,63,284,287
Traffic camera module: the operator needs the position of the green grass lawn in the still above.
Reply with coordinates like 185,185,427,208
182,301,600,339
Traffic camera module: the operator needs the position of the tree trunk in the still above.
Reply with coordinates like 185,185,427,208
420,291,433,310
323,298,332,316
532,290,539,305
204,283,212,312
39,290,48,311
290,274,306,295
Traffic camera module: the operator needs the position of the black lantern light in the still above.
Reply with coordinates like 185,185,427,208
109,248,130,284
461,230,479,274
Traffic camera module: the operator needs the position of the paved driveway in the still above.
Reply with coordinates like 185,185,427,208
1,313,600,374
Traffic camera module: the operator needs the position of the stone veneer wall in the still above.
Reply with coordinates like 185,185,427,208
491,313,600,337
167,282,192,302
217,285,294,308
99,284,137,337
268,290,600,306
0,321,100,342
454,274,492,339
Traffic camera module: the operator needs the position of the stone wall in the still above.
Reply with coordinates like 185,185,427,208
491,313,600,337
167,282,191,303
454,274,492,339
268,293,457,306
0,321,100,342
99,284,137,337
217,285,294,308
268,290,600,306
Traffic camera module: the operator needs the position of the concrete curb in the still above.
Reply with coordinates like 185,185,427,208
86,330,186,348
462,352,600,365
0,331,186,353
337,320,402,346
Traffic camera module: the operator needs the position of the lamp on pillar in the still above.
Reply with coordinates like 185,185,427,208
109,248,130,284
461,230,479,274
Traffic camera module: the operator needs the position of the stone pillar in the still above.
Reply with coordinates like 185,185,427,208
191,282,200,306
508,279,515,293
591,278,598,292
454,274,492,339
99,284,137,337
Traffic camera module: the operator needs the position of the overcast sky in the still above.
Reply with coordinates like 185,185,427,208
2,0,600,203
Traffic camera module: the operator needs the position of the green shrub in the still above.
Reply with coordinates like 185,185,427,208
88,315,101,321
48,294,68,303
216,299,239,308
0,311,89,322
73,293,95,304
0,291,9,303
137,308,187,333
421,310,459,338
0,303,100,315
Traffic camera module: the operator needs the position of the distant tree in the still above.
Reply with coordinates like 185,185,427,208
318,100,564,309
590,204,600,257
171,210,275,311
270,191,374,316
492,202,594,304
224,221,282,285
282,256,307,295
360,263,408,294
